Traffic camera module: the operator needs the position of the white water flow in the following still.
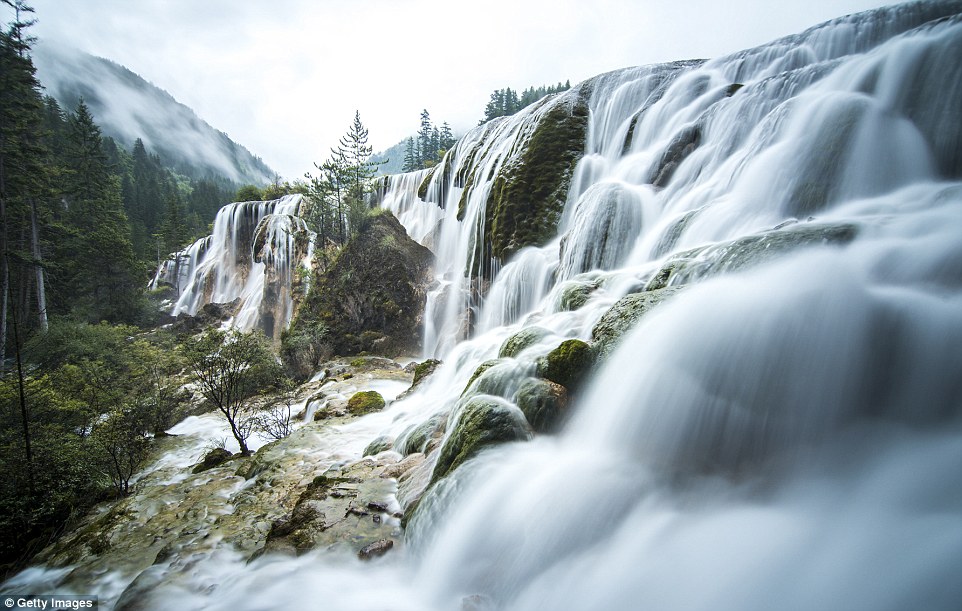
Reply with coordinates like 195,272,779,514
150,194,314,338
8,3,962,609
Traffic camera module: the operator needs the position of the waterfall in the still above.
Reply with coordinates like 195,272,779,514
7,2,962,609
150,194,315,339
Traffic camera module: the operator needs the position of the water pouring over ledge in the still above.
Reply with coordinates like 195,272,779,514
7,2,962,609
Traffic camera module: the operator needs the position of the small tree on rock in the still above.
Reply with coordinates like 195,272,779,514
183,329,280,455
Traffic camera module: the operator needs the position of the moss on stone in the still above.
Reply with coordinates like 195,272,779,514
288,211,434,358
461,359,502,396
647,222,858,290
590,287,683,360
431,396,531,484
347,391,386,416
556,279,599,312
514,378,569,433
498,326,551,358
413,359,442,386
397,412,448,455
481,94,590,266
537,339,595,391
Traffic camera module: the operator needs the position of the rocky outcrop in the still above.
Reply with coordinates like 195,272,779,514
646,222,857,291
287,210,434,358
498,326,551,358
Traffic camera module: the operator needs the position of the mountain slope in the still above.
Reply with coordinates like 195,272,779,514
33,41,274,185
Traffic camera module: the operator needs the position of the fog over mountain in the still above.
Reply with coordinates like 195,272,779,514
33,41,275,185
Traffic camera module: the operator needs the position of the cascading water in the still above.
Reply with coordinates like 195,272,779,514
150,194,315,339
6,2,962,609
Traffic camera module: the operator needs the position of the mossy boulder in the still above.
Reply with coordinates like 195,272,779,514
591,287,683,360
191,447,233,473
461,359,528,400
287,211,434,358
362,435,395,457
462,359,502,396
498,326,551,359
431,396,532,484
556,279,599,312
413,359,441,386
396,412,448,455
515,378,569,433
536,339,595,391
347,391,386,416
646,222,858,290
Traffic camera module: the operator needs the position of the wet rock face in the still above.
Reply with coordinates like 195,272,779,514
258,465,402,559
514,378,569,434
646,221,858,291
536,339,595,392
590,287,683,360
289,211,434,357
499,326,551,359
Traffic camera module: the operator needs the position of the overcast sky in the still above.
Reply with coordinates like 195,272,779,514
24,0,896,181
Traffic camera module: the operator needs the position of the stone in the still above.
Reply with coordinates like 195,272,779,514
590,287,683,360
191,447,233,473
347,391,386,416
498,326,551,358
357,538,394,560
536,339,595,391
432,396,532,484
514,378,569,433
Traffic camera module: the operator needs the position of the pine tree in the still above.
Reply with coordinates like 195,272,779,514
439,122,456,152
418,109,434,167
59,100,142,322
402,137,417,172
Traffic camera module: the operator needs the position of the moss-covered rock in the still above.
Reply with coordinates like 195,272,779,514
347,391,386,416
287,211,434,358
413,359,441,386
590,287,683,360
431,396,532,484
646,222,858,290
536,339,595,391
498,326,551,359
191,447,233,473
461,359,502,396
461,358,529,400
514,378,569,433
481,92,590,268
396,412,448,455
362,435,395,457
556,279,599,312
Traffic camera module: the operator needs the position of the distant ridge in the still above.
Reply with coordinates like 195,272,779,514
33,41,275,185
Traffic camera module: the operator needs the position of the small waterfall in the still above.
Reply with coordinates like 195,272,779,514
150,194,315,338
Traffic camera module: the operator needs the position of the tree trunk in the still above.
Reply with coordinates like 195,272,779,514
30,200,47,332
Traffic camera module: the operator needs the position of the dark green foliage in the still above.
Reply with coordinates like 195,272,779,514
0,318,185,572
235,184,264,202
304,111,382,246
191,447,233,473
480,80,572,124
347,390,385,416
